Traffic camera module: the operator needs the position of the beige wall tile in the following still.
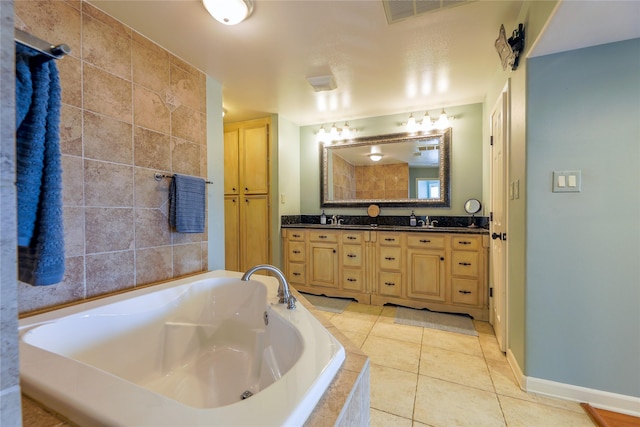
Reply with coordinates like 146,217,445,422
171,64,200,112
173,243,202,276
62,155,84,206
133,84,170,134
81,1,131,36
136,246,173,285
58,56,82,107
171,137,200,176
86,251,134,298
82,14,131,80
135,208,171,249
134,167,170,209
171,105,202,143
60,104,82,155
84,111,133,164
63,206,84,257
84,160,133,207
85,207,134,254
132,38,170,94
84,64,133,123
134,126,171,170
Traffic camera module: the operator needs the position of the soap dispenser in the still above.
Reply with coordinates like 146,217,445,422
410,210,417,227
320,210,327,225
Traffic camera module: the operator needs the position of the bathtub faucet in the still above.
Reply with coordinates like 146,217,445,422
241,264,296,309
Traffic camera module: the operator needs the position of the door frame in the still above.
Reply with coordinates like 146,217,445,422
489,80,510,351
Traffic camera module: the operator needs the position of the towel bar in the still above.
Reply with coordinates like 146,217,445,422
154,172,213,185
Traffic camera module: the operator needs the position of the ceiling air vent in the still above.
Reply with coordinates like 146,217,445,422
382,0,475,24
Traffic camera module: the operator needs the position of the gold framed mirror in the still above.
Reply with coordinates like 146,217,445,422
321,128,451,208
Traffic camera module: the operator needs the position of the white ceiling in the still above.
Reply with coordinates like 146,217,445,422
88,0,639,126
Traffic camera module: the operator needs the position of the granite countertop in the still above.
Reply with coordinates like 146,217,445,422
282,223,489,235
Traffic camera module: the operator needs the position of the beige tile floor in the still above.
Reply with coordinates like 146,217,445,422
319,301,595,427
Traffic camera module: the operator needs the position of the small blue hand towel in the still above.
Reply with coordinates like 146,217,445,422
15,44,65,286
169,174,206,233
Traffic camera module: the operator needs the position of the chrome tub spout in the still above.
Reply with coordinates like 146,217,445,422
241,264,296,309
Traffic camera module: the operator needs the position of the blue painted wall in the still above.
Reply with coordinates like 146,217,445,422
526,38,640,397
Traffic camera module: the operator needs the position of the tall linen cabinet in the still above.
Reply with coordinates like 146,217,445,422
224,117,271,272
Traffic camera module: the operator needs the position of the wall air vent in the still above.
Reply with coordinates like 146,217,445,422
382,0,475,24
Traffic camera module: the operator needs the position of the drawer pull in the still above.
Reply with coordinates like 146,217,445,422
420,239,431,243
458,262,471,266
384,256,395,261
347,254,357,258
347,278,357,282
384,282,396,286
459,241,471,245
292,250,301,254
293,272,301,276
347,236,356,240
384,238,396,242
292,234,301,238
319,235,327,239
458,290,472,294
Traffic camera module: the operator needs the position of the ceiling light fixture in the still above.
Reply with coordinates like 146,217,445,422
368,153,383,162
203,0,254,26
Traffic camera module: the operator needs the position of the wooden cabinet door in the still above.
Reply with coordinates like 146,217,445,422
309,242,339,288
224,196,240,271
240,195,269,271
241,122,269,194
406,249,446,302
223,129,239,194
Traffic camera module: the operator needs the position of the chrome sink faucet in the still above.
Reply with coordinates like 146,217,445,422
241,264,296,309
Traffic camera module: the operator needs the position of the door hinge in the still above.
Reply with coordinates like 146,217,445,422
489,287,493,298
490,211,493,222
490,135,494,146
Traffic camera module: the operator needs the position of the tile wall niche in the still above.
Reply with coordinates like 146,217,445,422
15,0,208,314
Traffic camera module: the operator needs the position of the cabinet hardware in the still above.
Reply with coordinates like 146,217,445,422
458,262,471,266
347,278,357,282
347,236,356,240
384,282,396,286
232,187,236,191
292,234,300,238
440,257,445,261
384,238,396,242
419,239,431,243
293,272,300,276
333,249,336,253
458,290,472,294
319,235,327,239
347,254,357,258
384,256,395,261
292,250,300,254
491,232,506,240
459,241,471,245
245,187,248,191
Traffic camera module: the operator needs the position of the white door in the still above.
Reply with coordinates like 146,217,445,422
490,83,508,352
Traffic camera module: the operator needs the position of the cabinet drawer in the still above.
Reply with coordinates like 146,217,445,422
342,244,363,267
287,230,306,241
342,232,363,244
452,235,481,251
406,234,446,249
378,232,402,246
379,246,402,270
378,271,402,297
288,262,306,285
309,230,339,243
451,278,480,306
452,251,479,277
288,241,306,262
342,268,364,292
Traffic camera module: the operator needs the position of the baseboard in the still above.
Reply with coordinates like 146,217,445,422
506,349,527,391
527,376,640,417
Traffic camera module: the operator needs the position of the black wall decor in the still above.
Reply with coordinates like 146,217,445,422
508,23,525,70
495,23,525,71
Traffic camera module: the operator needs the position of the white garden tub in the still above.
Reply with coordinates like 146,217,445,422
19,270,345,426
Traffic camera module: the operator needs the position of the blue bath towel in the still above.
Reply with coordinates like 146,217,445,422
16,44,65,286
169,174,206,233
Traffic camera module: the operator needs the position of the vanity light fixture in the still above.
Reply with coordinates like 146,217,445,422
203,0,254,25
405,109,454,132
435,109,450,129
316,122,357,143
406,114,418,132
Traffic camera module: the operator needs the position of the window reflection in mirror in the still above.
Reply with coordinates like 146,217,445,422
321,129,451,208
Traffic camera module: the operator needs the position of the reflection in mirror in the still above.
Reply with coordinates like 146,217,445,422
321,129,451,207
464,198,482,228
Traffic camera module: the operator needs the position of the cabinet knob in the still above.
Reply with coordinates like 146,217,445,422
440,257,445,261
245,187,249,191
333,249,336,253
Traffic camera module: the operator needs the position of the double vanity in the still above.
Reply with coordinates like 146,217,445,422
282,222,490,321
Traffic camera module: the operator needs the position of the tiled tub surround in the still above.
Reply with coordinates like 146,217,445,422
20,273,370,427
15,1,209,314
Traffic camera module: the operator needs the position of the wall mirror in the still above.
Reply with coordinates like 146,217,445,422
321,128,451,207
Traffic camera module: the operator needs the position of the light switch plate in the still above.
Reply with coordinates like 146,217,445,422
553,170,581,192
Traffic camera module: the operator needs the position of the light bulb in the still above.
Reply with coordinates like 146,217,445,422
422,112,432,131
436,109,450,129
407,114,417,132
